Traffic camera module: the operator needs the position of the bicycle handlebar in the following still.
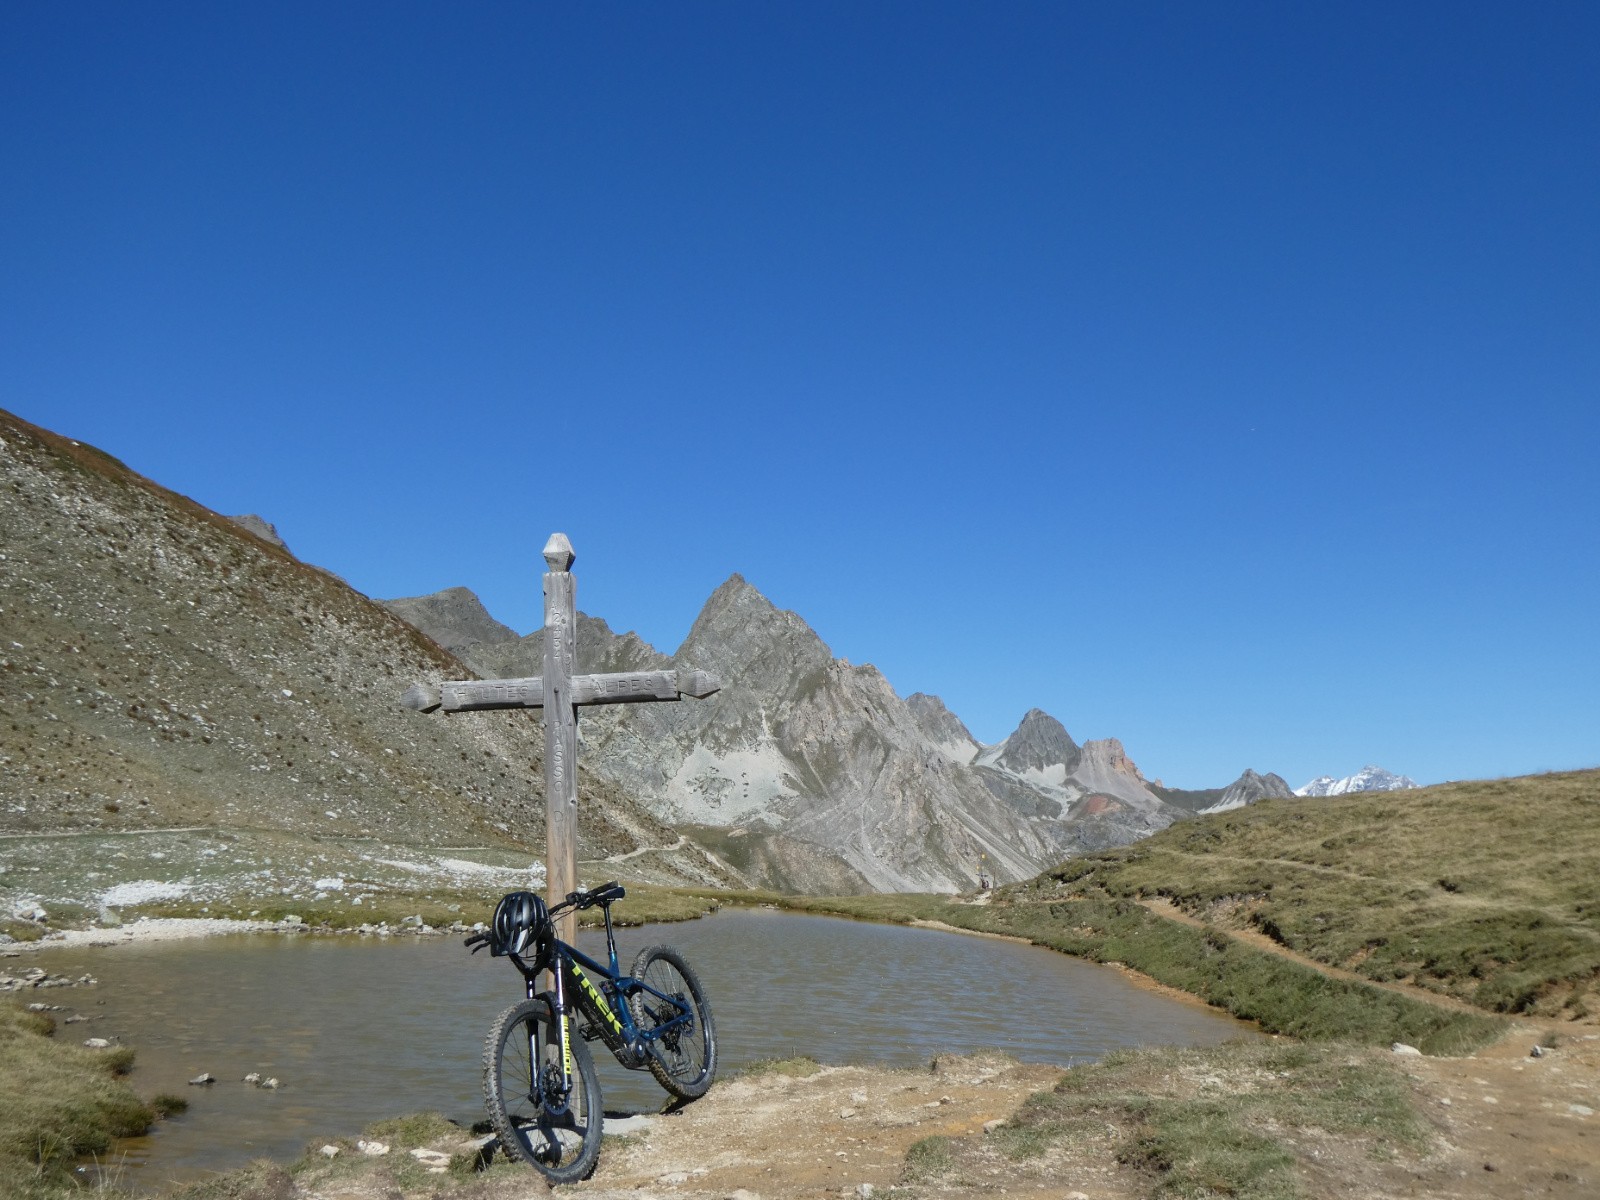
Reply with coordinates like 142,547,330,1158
463,882,627,951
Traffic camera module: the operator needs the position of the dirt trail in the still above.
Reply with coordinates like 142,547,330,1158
1135,896,1504,1018
1136,848,1600,942
574,1055,1079,1199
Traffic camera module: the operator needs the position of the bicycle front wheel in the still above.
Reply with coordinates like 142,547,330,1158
629,945,717,1100
483,998,602,1183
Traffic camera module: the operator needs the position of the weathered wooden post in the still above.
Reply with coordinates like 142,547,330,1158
401,533,720,941
541,533,580,931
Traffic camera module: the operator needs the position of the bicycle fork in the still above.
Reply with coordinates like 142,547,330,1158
532,971,577,1116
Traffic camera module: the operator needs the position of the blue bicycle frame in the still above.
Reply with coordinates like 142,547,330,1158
505,886,695,1091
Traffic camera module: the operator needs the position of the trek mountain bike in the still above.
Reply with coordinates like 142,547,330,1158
464,881,717,1183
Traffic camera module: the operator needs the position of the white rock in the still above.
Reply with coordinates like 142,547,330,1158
319,1145,340,1158
260,1077,280,1089
604,1114,656,1137
357,1139,389,1156
83,1038,112,1049
1570,1104,1594,1117
242,1072,262,1084
838,1107,857,1119
409,1148,451,1165
1390,1043,1423,1056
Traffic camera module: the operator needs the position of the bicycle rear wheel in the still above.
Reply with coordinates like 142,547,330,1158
629,945,717,1100
483,998,602,1183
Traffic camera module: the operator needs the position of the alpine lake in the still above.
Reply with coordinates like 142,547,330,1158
37,908,1258,1190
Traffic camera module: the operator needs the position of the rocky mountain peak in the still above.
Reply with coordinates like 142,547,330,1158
381,586,520,663
905,693,979,764
986,708,1083,778
678,575,832,682
1079,738,1146,781
1200,768,1294,814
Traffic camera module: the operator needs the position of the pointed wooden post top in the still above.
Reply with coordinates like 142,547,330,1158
543,532,575,573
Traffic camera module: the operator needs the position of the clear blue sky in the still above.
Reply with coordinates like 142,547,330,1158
4,3,1596,789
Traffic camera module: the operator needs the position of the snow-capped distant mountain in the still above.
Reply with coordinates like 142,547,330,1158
1295,766,1419,796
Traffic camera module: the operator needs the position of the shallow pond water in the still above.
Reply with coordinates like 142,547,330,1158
35,908,1255,1189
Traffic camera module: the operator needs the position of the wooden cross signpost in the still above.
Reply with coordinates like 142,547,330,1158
400,533,720,940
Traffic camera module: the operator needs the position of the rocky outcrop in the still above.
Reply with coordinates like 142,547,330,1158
228,514,290,553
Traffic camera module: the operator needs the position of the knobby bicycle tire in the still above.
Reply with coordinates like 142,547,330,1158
482,997,602,1183
628,944,717,1100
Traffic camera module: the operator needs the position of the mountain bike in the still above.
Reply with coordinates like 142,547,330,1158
464,881,717,1183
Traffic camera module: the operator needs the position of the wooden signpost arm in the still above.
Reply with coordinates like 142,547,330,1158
410,669,721,713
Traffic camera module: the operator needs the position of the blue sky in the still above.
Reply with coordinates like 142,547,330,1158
3,2,1596,789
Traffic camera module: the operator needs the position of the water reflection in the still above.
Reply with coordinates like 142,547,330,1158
35,908,1254,1190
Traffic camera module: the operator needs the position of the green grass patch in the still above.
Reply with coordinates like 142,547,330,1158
738,1054,824,1079
903,1134,955,1182
1006,1041,1427,1199
357,1110,459,1150
0,1001,155,1199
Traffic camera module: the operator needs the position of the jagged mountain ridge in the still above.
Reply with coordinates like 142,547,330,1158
0,408,731,889
387,577,1187,892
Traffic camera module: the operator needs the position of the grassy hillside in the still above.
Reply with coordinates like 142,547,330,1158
1021,769,1600,1019
1,407,740,924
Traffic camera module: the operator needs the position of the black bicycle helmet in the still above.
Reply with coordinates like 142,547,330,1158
490,890,550,961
